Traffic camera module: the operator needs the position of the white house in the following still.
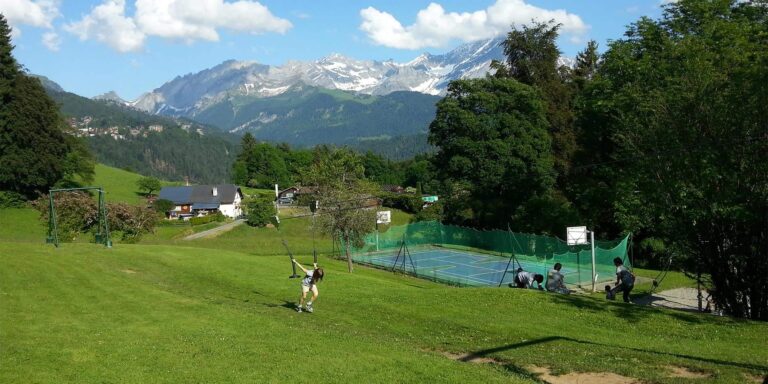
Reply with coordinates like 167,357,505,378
158,184,243,219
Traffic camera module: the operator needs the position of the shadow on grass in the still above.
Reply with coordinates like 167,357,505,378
462,336,768,372
548,291,712,325
262,300,299,311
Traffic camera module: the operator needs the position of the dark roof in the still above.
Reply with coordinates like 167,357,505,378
158,186,193,203
159,184,242,205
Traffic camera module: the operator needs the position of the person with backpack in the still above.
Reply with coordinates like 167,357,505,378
546,262,570,294
293,260,324,313
606,257,634,303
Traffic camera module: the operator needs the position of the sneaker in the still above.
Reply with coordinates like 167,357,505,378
306,303,314,313
296,306,303,313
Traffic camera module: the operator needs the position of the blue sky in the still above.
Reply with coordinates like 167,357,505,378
1,0,669,100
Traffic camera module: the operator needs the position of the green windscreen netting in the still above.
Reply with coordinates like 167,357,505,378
349,221,630,288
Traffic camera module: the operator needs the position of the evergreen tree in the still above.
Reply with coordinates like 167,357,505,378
0,14,94,198
493,21,577,182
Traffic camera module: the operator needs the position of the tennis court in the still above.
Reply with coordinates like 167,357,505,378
349,221,629,288
361,247,576,287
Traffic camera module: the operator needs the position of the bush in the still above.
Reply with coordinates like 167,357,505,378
189,212,225,226
107,203,157,242
32,192,98,241
246,198,274,227
379,192,422,214
414,202,443,222
0,191,28,208
32,192,156,242
153,199,175,214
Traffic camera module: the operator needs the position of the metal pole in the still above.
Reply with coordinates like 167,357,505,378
312,213,317,264
591,230,596,292
375,222,379,251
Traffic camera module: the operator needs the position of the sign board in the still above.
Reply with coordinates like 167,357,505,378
376,210,391,224
421,195,439,203
566,226,589,245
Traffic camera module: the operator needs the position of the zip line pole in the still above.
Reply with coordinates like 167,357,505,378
591,229,596,292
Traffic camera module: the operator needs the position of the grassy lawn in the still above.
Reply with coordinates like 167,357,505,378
1,242,766,383
2,165,766,383
0,208,46,243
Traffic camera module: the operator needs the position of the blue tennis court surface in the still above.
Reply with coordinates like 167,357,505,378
364,248,574,287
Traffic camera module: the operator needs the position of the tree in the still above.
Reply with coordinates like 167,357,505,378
245,198,274,227
136,176,162,197
584,0,768,319
428,77,555,229
572,40,600,90
492,21,578,184
301,147,376,272
0,14,94,198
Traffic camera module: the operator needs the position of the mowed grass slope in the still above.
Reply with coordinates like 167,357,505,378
1,242,766,383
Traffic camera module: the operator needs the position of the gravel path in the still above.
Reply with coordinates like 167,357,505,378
183,219,246,240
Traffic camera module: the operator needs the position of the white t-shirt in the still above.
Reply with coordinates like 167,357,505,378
516,271,537,288
302,270,315,286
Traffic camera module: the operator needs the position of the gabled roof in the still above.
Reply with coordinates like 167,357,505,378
159,184,242,205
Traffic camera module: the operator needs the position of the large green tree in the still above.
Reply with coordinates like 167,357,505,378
492,21,577,177
0,14,93,198
428,77,555,229
584,0,768,319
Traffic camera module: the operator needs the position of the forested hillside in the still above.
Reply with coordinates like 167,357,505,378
192,85,440,147
42,87,238,184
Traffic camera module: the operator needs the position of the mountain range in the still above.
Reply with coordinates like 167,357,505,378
129,37,508,117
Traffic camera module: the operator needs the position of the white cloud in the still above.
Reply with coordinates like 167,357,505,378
0,0,59,28
63,0,291,52
64,0,144,53
360,0,589,50
41,30,60,50
0,0,60,39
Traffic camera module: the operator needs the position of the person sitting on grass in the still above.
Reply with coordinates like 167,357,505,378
293,260,324,313
509,268,544,290
606,257,634,303
546,262,570,294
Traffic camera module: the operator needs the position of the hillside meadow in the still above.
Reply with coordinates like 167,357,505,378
1,165,766,383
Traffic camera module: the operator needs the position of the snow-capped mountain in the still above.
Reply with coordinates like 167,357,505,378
131,37,510,115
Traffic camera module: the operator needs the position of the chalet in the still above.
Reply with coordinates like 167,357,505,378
158,184,243,219
276,186,318,205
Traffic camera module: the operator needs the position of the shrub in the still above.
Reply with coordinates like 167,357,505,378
32,192,98,241
153,199,175,214
0,191,28,208
107,203,157,242
414,201,443,222
189,212,225,226
246,198,274,227
379,192,422,213
32,192,156,242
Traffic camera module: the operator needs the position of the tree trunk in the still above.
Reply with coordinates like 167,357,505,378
345,233,353,272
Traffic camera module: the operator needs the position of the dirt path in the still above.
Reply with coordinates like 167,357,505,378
183,219,245,240
634,287,708,312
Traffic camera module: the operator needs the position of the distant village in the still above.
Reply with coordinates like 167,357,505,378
68,116,204,140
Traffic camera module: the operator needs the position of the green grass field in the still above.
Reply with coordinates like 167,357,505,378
1,166,766,383
1,242,766,383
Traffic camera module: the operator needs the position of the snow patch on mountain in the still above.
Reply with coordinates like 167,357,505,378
131,36,574,117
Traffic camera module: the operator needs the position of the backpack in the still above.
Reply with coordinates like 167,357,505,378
621,269,635,287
